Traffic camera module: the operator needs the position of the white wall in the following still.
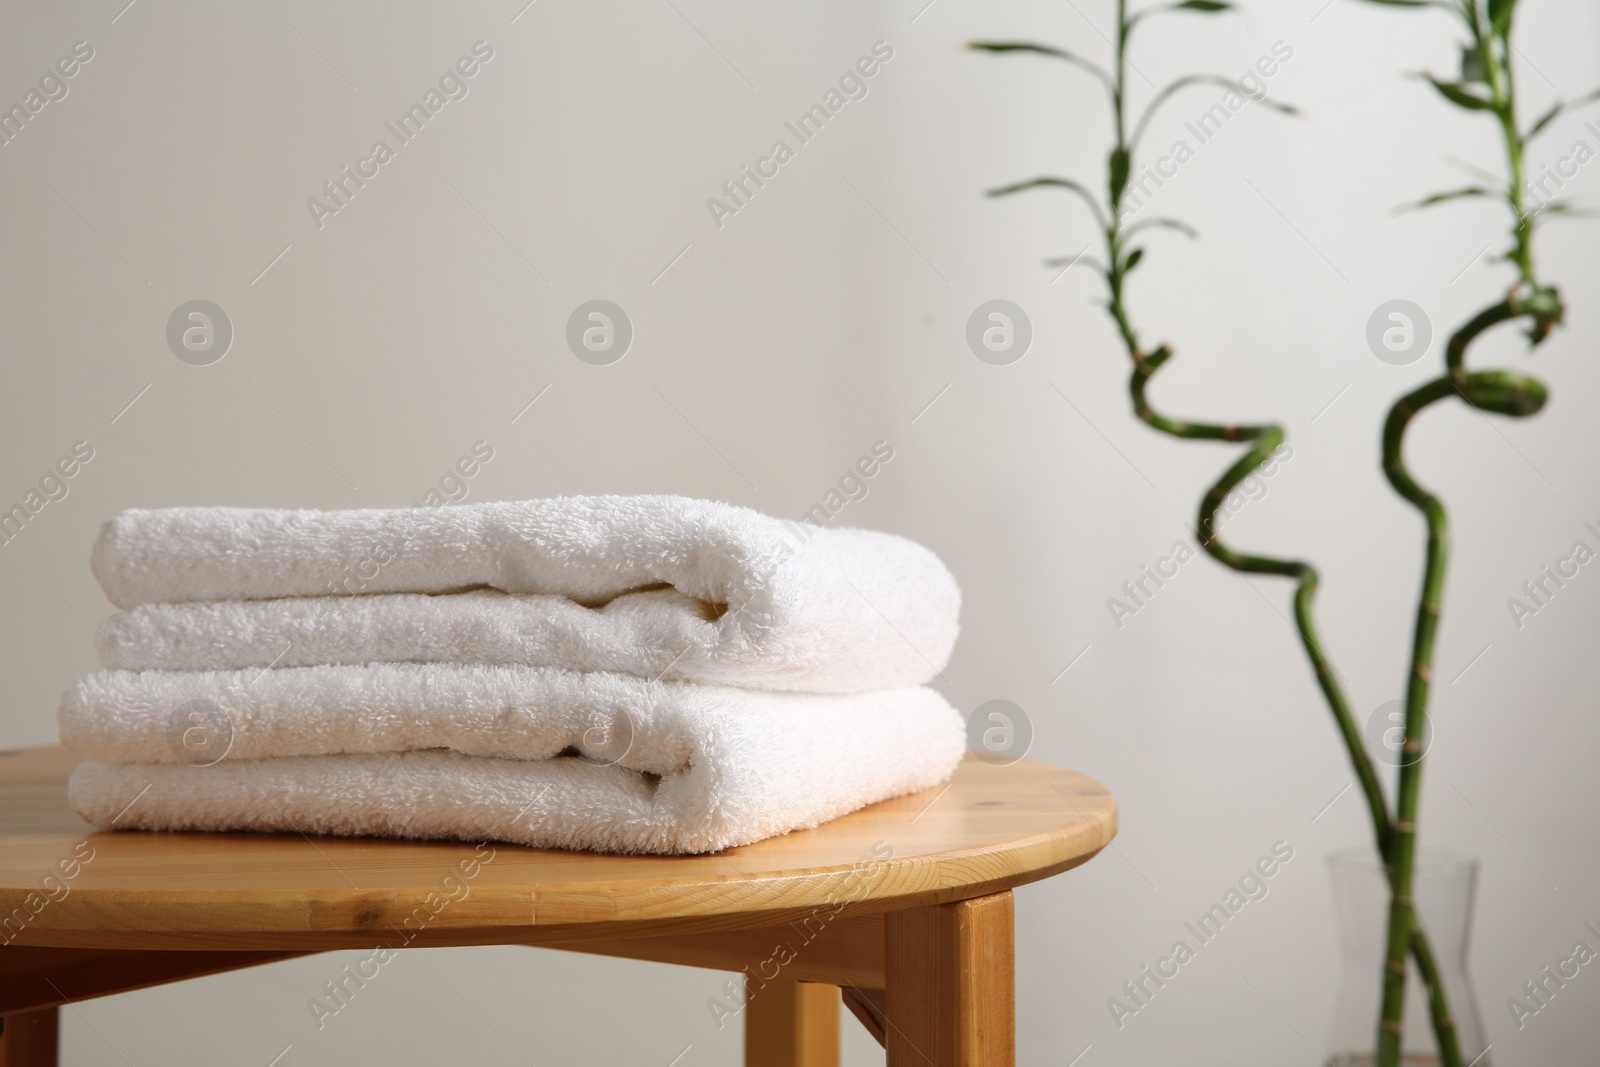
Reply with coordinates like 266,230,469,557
1,1,1596,1063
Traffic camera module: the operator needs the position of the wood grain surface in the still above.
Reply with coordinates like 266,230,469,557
744,977,841,1067
886,893,1015,1066
0,747,1115,951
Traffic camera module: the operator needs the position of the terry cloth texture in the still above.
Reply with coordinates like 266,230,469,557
90,496,960,694
63,663,965,855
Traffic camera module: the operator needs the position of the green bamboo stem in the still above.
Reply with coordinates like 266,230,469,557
1133,346,1466,1067
971,3,1556,1061
1100,2,1467,1053
1377,375,1451,1066
1412,928,1465,1065
1371,1,1568,1060
1377,301,1547,1066
1128,352,1391,845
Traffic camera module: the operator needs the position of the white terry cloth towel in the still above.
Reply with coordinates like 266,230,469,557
60,664,965,855
96,585,932,693
90,496,959,694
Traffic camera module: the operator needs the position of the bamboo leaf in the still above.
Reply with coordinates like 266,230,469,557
966,41,1117,97
985,176,1110,229
1535,201,1599,218
1128,74,1299,153
1421,74,1494,110
1122,247,1146,272
1525,101,1563,140
1394,186,1497,213
1044,253,1109,276
1125,0,1235,35
1442,153,1501,184
1124,217,1199,239
1525,86,1600,141
1572,84,1600,112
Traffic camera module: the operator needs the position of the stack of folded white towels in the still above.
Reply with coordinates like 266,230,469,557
60,496,965,855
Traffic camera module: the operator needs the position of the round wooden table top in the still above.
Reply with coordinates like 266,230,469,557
0,746,1116,951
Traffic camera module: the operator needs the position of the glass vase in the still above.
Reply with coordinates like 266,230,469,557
1327,849,1489,1067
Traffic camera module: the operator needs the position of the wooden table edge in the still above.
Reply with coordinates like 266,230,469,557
1,747,1117,951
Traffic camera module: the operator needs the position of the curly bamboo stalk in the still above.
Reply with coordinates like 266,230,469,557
966,2,1578,1059
1377,302,1545,1064
1132,342,1468,1067
1096,4,1468,1060
1372,0,1570,1058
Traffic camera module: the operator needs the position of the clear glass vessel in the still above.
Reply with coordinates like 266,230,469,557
1327,849,1489,1067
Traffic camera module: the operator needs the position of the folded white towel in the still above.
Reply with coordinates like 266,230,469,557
61,664,964,854
90,496,959,694
95,586,921,693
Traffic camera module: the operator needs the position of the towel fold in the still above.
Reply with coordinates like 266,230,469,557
94,585,928,693
90,496,959,694
61,663,965,854
71,495,968,853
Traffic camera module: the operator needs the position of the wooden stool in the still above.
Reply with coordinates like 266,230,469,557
0,747,1115,1066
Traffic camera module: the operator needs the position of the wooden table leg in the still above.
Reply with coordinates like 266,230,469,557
884,891,1014,1067
745,976,840,1067
0,1008,58,1067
